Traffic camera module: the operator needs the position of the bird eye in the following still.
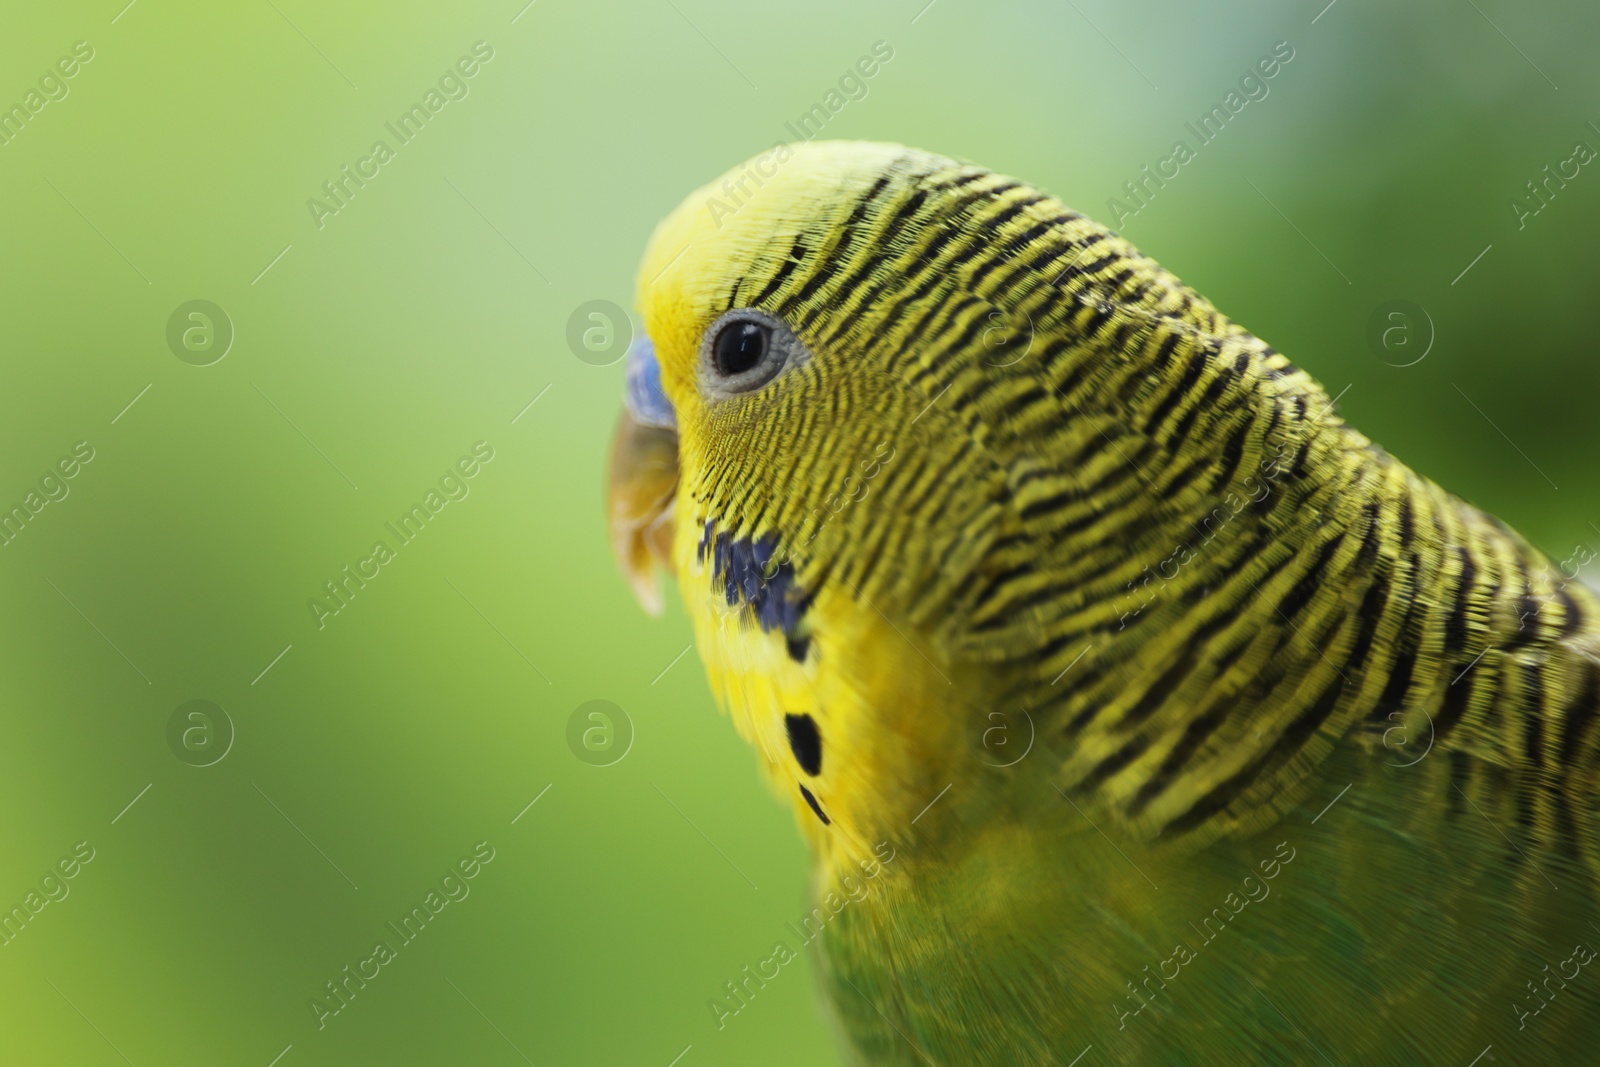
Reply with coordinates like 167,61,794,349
712,321,769,377
698,309,805,398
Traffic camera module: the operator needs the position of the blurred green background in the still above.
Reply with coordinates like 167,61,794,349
0,0,1595,1063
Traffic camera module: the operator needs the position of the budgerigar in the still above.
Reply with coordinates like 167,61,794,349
606,141,1600,1066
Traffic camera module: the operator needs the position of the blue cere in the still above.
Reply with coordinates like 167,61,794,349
624,332,677,430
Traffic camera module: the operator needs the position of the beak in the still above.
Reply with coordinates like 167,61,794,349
606,333,679,615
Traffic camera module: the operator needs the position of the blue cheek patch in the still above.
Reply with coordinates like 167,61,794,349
697,521,812,664
624,333,677,430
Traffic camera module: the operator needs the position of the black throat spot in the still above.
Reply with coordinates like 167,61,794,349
798,782,830,825
785,713,823,776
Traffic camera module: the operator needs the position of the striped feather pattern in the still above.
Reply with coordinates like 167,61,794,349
633,141,1600,1064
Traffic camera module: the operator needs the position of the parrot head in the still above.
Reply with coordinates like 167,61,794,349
605,140,1079,627
603,139,1333,852
608,140,918,618
604,140,1050,846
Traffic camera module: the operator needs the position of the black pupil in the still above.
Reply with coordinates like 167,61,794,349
714,321,767,376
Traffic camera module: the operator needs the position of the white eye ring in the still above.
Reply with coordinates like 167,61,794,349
697,309,808,399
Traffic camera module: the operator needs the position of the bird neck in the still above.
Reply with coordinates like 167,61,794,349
1024,301,1599,840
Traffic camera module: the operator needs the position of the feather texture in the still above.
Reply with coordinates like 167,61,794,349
628,141,1600,1065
